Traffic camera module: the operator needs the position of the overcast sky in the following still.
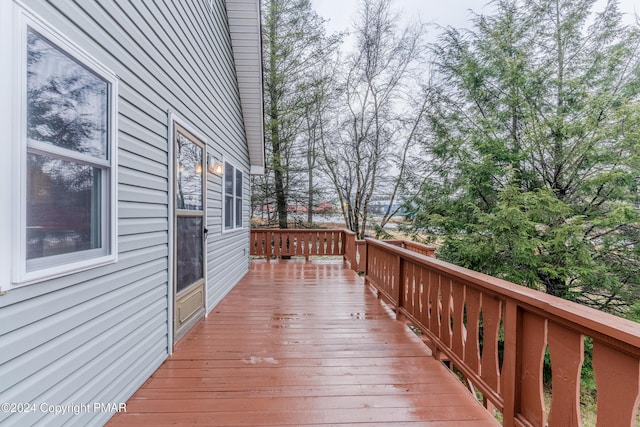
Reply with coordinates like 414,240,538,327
311,0,639,44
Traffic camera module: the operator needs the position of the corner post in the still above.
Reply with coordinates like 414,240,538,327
266,230,272,262
395,251,403,317
363,238,370,287
501,300,520,427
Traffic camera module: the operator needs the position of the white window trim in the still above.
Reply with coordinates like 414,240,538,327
8,4,118,287
222,160,245,233
0,0,14,292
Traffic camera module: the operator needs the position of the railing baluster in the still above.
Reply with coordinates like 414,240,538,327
547,322,583,427
426,270,436,335
323,231,328,255
482,294,502,394
417,265,426,323
441,277,452,348
313,231,320,255
452,280,465,359
331,231,337,254
410,263,419,319
465,286,481,373
434,272,442,342
519,312,547,427
291,232,297,256
325,230,330,254
593,341,640,427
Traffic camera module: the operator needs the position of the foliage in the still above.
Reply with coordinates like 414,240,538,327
262,0,341,228
320,0,428,238
405,0,640,314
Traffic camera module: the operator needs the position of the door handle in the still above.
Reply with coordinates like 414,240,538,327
204,227,209,240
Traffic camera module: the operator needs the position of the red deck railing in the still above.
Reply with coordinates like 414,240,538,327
250,229,346,258
249,229,435,273
250,229,640,427
365,238,640,427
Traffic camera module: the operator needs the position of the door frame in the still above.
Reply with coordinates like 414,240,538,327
167,112,209,351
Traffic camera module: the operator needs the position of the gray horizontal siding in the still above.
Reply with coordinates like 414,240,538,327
119,168,167,192
225,0,264,169
0,277,167,396
207,236,249,308
119,185,167,206
0,247,167,306
119,218,168,236
1,0,254,426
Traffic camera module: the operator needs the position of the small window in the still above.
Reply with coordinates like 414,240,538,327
13,10,118,284
235,169,242,227
224,162,243,231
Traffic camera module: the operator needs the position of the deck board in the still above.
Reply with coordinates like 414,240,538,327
107,259,498,426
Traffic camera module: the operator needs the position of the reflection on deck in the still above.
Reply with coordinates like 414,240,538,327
108,259,498,426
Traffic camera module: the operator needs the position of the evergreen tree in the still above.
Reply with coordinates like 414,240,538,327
407,0,640,315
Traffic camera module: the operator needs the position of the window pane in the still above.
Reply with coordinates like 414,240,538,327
27,28,108,158
224,162,233,196
235,169,242,197
176,216,203,293
26,153,101,260
235,197,242,228
176,133,203,211
235,169,242,228
225,195,233,229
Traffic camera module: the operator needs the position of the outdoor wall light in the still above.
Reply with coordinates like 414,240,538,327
207,154,223,175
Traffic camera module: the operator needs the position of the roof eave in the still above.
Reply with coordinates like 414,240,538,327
225,0,265,175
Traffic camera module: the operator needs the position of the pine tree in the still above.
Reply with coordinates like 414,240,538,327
407,0,640,315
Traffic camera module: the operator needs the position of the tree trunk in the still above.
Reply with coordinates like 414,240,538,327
540,272,569,299
307,161,313,224
268,2,287,229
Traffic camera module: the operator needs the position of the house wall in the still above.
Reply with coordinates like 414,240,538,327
0,1,251,426
226,0,265,173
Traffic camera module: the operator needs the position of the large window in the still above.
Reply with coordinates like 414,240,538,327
13,11,117,284
224,162,243,231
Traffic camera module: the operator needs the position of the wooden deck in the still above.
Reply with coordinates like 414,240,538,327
107,259,498,426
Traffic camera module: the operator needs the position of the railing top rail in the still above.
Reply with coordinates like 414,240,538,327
365,238,640,353
402,240,437,249
252,229,346,233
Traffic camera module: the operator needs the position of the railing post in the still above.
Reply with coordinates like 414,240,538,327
266,230,272,262
592,341,640,427
344,231,353,269
395,252,403,317
363,239,370,287
502,300,519,427
349,233,355,271
304,231,310,261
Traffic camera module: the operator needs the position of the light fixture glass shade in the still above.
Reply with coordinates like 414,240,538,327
207,154,223,175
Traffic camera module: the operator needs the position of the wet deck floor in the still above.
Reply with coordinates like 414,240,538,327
107,259,498,426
